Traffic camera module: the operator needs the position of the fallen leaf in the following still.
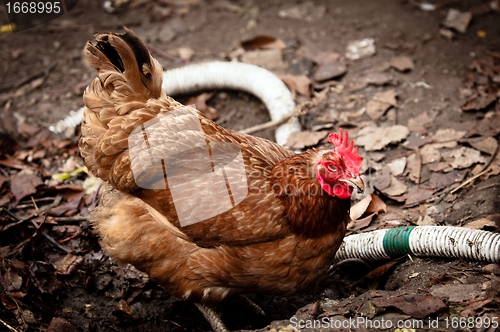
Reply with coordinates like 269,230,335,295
278,1,326,21
430,283,484,303
390,56,414,72
177,46,194,60
461,94,496,111
442,9,472,33
372,294,446,318
350,194,372,220
186,93,218,120
285,130,329,149
348,71,393,91
471,110,500,137
356,125,410,151
469,136,498,155
403,186,435,207
47,317,78,332
427,169,467,189
440,28,456,40
10,170,43,206
366,194,387,213
366,260,399,279
407,151,422,183
345,38,376,60
366,89,398,119
281,74,312,96
420,144,441,164
4,268,23,291
347,213,375,232
241,35,286,50
387,157,406,176
416,215,436,226
464,216,498,230
313,62,347,82
441,147,486,169
374,166,392,191
240,49,287,73
407,111,432,134
383,175,408,197
431,128,467,143
460,298,493,317
54,254,83,275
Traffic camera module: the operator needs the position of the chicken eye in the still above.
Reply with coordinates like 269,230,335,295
327,164,337,172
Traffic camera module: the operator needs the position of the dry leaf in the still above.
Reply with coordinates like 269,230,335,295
464,217,497,230
403,186,435,207
428,169,467,189
285,130,329,149
10,170,43,206
390,56,414,72
356,125,410,151
313,62,347,82
350,195,372,221
347,71,393,91
240,49,287,73
241,35,286,50
177,47,194,60
407,111,432,134
186,93,218,120
366,260,399,279
366,89,398,119
469,136,498,155
345,38,376,60
371,295,446,318
47,317,78,332
416,215,436,226
441,147,486,169
366,194,387,213
462,94,496,111
278,1,326,21
281,74,312,96
383,175,408,197
407,151,422,184
387,157,406,176
347,213,375,232
420,144,441,164
432,128,467,143
430,284,484,303
443,9,472,33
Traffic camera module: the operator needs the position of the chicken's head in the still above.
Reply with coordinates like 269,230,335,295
315,129,364,199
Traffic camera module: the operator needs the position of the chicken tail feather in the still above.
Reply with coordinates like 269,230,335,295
79,28,182,191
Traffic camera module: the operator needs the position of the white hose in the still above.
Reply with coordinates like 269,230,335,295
334,226,500,263
49,61,299,145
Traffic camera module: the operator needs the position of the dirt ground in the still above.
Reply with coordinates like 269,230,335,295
0,0,500,331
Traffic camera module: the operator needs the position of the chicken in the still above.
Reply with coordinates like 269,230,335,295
79,28,364,331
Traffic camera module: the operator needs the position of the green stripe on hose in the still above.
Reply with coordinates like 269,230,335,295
383,226,416,258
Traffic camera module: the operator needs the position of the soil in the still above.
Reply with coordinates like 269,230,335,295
0,0,499,331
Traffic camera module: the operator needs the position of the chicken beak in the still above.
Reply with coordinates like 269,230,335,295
341,176,365,194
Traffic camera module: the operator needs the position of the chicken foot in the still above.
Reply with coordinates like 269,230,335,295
237,295,266,317
194,303,229,332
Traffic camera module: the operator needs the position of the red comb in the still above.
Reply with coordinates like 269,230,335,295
328,129,362,174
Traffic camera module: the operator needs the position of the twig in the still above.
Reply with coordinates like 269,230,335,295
42,231,73,254
239,103,308,135
239,118,288,134
145,43,182,62
53,216,88,223
2,196,62,231
0,318,19,332
449,144,499,194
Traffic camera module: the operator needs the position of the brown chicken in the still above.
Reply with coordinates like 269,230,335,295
79,28,364,331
